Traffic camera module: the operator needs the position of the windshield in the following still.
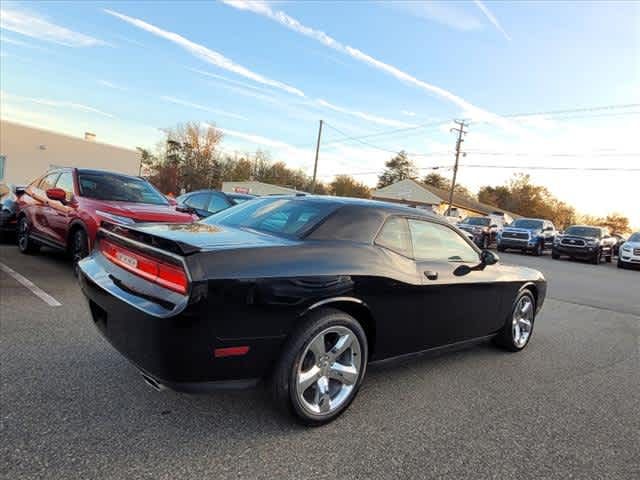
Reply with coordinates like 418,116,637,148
512,219,544,229
565,226,601,238
202,197,339,237
628,233,640,242
78,172,168,205
461,217,490,226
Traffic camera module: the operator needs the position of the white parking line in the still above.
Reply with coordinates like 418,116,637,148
0,262,62,307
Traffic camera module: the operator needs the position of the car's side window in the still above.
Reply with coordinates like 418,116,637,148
208,194,231,214
408,219,478,263
55,172,75,201
38,173,60,192
184,193,209,211
375,216,412,257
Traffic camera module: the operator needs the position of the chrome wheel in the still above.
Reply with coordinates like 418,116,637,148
295,326,362,417
512,295,534,348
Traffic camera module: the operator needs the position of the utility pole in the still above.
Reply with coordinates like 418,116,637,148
446,120,467,216
311,119,323,193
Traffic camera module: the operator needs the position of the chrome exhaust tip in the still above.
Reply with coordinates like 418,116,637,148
141,373,165,391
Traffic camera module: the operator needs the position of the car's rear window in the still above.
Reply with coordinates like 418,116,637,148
202,197,339,238
78,172,168,205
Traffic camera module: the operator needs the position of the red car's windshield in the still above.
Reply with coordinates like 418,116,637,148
78,172,168,206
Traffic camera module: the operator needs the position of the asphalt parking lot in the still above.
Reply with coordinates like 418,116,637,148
1,243,638,480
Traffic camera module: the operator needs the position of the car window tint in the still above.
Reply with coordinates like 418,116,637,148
207,194,231,214
77,172,168,205
184,193,209,210
38,173,60,191
55,172,74,201
203,198,339,238
375,216,411,257
408,219,478,263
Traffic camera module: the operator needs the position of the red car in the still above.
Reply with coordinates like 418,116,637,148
16,168,196,273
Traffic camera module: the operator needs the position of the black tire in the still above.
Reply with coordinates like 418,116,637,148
71,229,89,277
551,251,560,260
481,235,489,249
17,217,40,254
605,252,613,263
271,308,368,426
617,258,625,269
493,289,536,352
497,245,505,253
591,249,601,265
533,240,543,257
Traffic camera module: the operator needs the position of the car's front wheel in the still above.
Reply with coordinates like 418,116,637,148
17,217,40,254
617,258,625,269
591,249,601,265
494,290,536,352
271,308,368,426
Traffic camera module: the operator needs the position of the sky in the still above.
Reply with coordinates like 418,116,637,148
1,0,639,227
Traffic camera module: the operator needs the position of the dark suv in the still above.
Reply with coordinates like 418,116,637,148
497,218,556,256
552,225,616,264
457,216,500,249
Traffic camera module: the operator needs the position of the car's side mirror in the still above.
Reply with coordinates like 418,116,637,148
453,250,499,277
46,187,67,203
481,249,499,266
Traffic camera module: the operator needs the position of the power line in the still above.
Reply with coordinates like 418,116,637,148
459,164,640,172
464,151,640,157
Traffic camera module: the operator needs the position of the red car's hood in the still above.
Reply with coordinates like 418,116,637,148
87,200,194,223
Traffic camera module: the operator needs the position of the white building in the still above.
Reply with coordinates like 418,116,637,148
221,181,306,196
0,120,140,185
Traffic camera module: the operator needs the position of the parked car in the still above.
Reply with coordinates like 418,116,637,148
176,189,255,219
611,233,627,256
16,168,197,273
497,218,556,256
617,232,640,269
0,184,23,240
457,216,500,248
551,225,616,264
78,196,547,425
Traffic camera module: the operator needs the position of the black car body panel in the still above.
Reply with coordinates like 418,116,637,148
79,197,547,391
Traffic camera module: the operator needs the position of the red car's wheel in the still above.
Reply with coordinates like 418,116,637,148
17,217,40,254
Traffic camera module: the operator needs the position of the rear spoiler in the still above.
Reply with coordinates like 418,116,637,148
98,221,202,256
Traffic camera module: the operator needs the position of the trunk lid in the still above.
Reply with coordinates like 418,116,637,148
100,222,298,256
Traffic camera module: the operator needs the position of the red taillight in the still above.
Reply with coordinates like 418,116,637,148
213,346,250,358
100,239,188,294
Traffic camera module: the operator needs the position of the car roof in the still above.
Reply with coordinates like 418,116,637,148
75,168,144,180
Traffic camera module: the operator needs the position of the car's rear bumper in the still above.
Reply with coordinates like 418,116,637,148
78,254,282,391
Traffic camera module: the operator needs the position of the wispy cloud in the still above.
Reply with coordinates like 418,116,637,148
0,6,107,47
401,110,416,117
161,96,247,120
316,99,416,128
1,91,115,118
98,79,127,91
220,1,510,128
389,1,483,31
1,34,50,51
189,67,271,94
103,9,305,97
215,125,300,150
472,0,511,41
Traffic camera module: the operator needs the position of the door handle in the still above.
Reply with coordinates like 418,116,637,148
424,270,438,280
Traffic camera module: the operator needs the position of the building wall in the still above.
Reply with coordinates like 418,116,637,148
221,181,302,196
0,120,140,185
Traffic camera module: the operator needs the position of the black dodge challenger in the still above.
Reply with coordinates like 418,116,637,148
79,196,547,425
